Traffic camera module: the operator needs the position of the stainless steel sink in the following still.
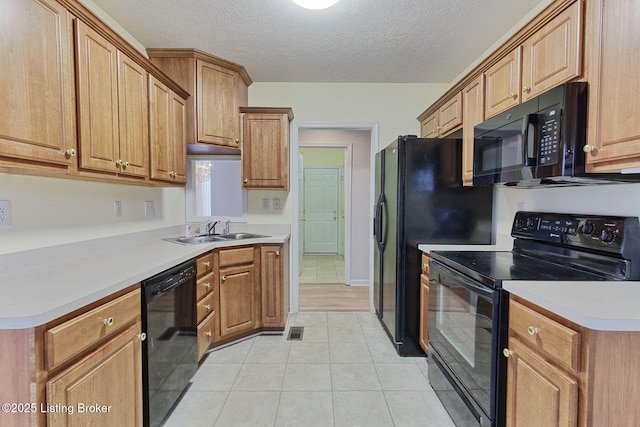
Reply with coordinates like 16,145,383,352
221,232,270,240
163,235,227,245
164,232,270,245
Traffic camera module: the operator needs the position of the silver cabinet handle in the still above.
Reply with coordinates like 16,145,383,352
65,149,76,157
222,275,227,281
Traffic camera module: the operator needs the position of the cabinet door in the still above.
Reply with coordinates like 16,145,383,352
76,21,120,173
419,273,429,355
420,112,438,138
462,75,484,185
197,60,240,147
242,113,289,189
438,92,463,136
149,76,186,183
521,1,582,102
0,0,76,167
585,0,640,171
47,322,143,427
261,245,284,328
117,53,149,177
504,338,578,427
219,264,257,339
485,47,521,118
170,90,187,183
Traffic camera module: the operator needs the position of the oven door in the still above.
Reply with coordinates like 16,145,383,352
428,259,508,427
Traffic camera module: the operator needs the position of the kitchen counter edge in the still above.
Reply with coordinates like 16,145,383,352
503,280,640,331
0,234,290,329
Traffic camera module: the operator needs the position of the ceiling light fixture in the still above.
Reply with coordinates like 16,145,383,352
292,0,340,10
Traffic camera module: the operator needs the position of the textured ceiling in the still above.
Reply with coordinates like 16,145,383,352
90,0,548,83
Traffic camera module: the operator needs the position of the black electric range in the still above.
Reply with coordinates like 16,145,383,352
427,211,640,427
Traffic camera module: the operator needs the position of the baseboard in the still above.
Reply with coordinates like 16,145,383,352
347,280,370,286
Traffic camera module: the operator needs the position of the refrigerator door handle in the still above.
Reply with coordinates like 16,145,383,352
380,197,387,247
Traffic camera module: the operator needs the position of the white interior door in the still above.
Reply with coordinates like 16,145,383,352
304,168,339,253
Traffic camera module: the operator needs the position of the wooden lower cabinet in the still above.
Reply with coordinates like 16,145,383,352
219,262,258,339
504,296,640,426
47,322,143,427
505,337,578,427
261,245,284,328
419,253,430,355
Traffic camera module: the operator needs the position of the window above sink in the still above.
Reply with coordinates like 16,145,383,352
186,156,248,223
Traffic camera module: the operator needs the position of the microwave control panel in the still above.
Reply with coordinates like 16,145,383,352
538,108,561,166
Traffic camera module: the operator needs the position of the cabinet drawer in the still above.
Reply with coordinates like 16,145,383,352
196,252,214,277
46,289,140,370
219,246,254,267
421,253,430,275
197,311,217,361
197,291,216,324
509,299,580,371
196,272,214,301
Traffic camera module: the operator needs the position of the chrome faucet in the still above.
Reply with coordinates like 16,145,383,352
205,220,219,235
223,219,230,236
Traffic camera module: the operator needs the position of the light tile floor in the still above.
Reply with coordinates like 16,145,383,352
300,254,345,284
164,311,455,427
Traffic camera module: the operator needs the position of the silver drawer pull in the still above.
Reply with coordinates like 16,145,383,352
503,348,514,358
205,304,211,311
104,317,114,327
137,333,147,341
527,326,539,336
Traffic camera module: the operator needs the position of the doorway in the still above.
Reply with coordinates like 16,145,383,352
291,124,379,313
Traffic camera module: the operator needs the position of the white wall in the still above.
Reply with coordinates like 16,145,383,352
250,83,448,147
0,173,185,255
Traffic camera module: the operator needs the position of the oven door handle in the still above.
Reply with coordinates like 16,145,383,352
430,260,495,299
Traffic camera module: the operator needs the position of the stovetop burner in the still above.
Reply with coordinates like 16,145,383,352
431,211,640,287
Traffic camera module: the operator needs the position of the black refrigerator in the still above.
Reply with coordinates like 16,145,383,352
373,135,494,356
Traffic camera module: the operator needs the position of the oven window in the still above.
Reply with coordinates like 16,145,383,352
429,273,495,415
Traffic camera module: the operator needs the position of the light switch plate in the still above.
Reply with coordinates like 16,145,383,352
114,200,122,217
262,198,270,210
272,197,281,211
0,200,12,226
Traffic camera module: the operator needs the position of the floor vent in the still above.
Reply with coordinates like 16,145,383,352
287,326,304,341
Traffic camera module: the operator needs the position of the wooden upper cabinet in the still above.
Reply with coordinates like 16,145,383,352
148,76,187,183
117,54,150,177
585,0,640,171
419,93,463,138
241,107,293,190
147,49,252,149
438,92,463,136
521,1,583,102
0,0,76,167
197,60,242,147
76,21,149,178
485,47,522,118
462,75,485,185
420,112,438,138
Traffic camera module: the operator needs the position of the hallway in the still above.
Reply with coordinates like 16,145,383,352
299,255,369,312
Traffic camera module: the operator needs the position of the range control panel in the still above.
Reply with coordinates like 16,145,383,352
511,211,640,255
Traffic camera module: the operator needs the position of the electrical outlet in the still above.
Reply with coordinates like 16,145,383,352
262,198,270,210
0,200,12,227
144,201,155,217
114,200,122,217
272,197,281,211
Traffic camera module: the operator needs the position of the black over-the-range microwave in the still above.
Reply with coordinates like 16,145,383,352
472,82,640,187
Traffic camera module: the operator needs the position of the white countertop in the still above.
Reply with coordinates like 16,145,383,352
0,231,289,329
504,280,640,331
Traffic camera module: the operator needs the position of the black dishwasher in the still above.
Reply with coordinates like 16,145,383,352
141,259,198,427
